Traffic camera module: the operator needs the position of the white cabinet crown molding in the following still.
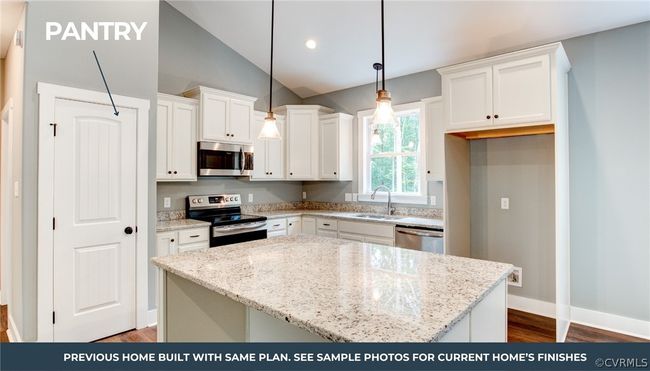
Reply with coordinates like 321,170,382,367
182,85,257,103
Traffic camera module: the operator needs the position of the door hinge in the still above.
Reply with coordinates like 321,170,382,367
52,217,56,230
52,311,56,324
49,122,57,136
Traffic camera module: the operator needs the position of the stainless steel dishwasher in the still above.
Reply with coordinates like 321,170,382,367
395,225,444,254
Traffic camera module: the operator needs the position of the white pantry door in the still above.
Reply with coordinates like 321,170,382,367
52,98,137,342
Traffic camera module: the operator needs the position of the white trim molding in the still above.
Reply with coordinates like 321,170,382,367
571,306,650,340
508,294,556,319
147,309,158,327
36,82,150,342
7,314,21,342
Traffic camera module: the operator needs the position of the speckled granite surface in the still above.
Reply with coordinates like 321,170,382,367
156,219,210,232
152,235,512,342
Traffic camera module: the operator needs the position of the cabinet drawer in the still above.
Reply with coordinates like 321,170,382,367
364,236,394,246
268,229,287,238
338,220,394,238
267,218,287,231
317,218,337,231
178,227,209,245
317,229,338,238
177,241,209,254
338,232,364,242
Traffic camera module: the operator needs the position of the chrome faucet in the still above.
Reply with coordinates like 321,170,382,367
371,185,395,215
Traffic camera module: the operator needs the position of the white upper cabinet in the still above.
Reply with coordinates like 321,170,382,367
277,105,334,180
184,86,257,144
492,55,551,126
252,111,285,180
156,93,198,182
319,113,353,181
443,66,493,130
438,43,568,132
422,97,445,182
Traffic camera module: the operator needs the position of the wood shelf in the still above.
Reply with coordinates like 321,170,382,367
449,124,555,140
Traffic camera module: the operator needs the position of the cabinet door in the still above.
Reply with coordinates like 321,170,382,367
319,118,339,179
201,93,229,141
470,280,507,342
266,116,285,179
287,217,301,235
251,113,268,179
171,102,197,181
287,111,316,179
156,100,173,180
268,229,287,238
443,66,493,130
317,229,338,238
493,54,551,126
156,231,177,257
229,99,254,143
301,217,316,235
424,98,445,181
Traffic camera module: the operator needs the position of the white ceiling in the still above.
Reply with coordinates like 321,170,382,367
169,0,650,98
1,0,25,58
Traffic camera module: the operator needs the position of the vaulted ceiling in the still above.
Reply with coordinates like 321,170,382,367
169,1,650,98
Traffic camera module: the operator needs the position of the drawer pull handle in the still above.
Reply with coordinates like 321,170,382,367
273,224,281,227
189,235,200,238
323,223,330,226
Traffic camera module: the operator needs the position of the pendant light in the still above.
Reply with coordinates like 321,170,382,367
370,63,383,146
258,0,282,140
371,0,397,126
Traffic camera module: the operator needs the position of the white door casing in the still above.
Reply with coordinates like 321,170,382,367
37,83,149,342
0,99,14,307
52,99,137,342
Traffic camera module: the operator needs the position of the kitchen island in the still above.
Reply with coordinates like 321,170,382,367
152,235,512,342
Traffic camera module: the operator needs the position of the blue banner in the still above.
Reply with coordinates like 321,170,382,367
1,343,648,370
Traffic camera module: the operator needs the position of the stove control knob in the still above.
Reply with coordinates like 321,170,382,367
235,196,239,201
198,199,203,203
191,199,197,204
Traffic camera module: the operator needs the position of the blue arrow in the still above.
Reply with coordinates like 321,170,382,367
92,50,119,116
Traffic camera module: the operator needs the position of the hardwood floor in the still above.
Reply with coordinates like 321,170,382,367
0,305,646,343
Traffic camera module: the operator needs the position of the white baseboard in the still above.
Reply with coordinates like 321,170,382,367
508,294,555,318
147,309,157,327
571,306,650,340
7,314,21,342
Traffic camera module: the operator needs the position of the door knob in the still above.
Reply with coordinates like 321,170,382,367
124,226,134,235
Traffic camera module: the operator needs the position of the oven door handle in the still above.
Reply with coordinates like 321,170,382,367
214,221,267,233
239,147,245,175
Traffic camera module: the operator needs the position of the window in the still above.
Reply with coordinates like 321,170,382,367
358,102,427,204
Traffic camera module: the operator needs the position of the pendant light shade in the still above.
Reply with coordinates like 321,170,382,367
372,0,396,127
259,112,282,139
258,0,281,140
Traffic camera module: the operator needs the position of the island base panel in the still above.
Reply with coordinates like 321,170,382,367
163,273,326,342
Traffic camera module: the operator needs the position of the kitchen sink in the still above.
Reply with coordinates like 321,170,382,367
354,213,404,220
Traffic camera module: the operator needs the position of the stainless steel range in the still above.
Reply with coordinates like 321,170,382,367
186,194,267,247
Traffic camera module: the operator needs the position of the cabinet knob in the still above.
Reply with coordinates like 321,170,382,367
494,114,499,119
486,115,491,119
427,170,431,174
168,171,172,174
231,134,235,137
171,239,175,243
173,171,177,174
334,172,337,175
270,172,273,175
226,133,230,136
290,172,293,176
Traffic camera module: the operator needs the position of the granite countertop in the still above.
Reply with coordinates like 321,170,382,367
152,235,512,342
251,209,444,229
156,219,211,232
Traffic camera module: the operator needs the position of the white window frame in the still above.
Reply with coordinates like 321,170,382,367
357,101,427,205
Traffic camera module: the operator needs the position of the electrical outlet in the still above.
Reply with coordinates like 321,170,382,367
163,197,171,209
500,197,510,210
248,193,254,203
430,196,437,206
345,193,352,202
352,193,358,202
507,267,523,287
302,191,307,200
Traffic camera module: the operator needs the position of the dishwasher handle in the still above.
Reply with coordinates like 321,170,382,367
395,227,443,238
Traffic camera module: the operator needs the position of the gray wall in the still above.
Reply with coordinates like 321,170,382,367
21,1,159,340
563,22,649,321
302,70,444,209
157,1,304,213
304,21,650,321
470,135,556,302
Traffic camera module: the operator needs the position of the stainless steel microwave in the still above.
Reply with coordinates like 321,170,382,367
198,142,254,177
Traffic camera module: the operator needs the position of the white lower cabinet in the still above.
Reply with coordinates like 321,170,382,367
439,280,507,342
337,220,395,246
287,217,302,235
156,227,210,257
267,218,288,238
302,217,316,235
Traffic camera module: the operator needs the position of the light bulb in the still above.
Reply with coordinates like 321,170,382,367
258,112,281,140
372,90,397,126
371,128,382,146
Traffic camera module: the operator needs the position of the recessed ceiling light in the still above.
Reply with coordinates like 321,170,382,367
305,39,317,49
